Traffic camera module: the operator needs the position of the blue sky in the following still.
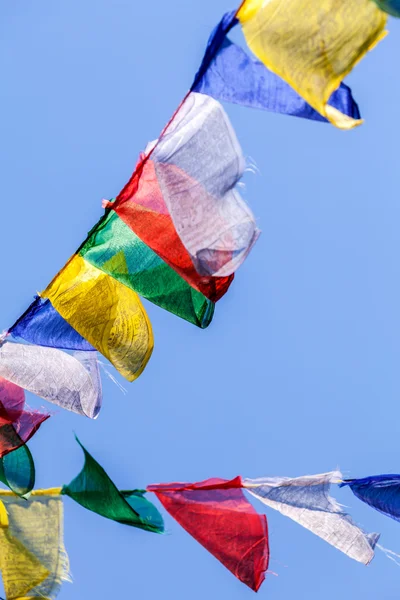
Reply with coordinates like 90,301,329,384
1,1,400,598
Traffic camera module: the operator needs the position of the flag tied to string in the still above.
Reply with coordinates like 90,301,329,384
0,490,70,600
192,11,361,124
147,477,269,591
341,475,400,523
236,0,387,128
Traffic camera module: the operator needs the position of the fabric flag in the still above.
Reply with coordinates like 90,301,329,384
0,376,49,457
192,11,361,124
374,0,400,16
42,255,153,382
9,296,95,351
0,341,102,418
142,92,259,277
340,475,400,523
0,443,35,497
147,477,269,591
244,472,379,564
0,489,70,600
80,206,214,328
62,438,164,533
110,154,234,301
237,0,387,129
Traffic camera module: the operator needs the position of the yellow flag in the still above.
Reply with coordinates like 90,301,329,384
238,0,387,129
0,492,70,600
42,255,154,382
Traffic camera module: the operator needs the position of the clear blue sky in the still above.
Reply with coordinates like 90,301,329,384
1,2,400,598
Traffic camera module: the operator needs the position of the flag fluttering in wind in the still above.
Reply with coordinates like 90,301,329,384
341,476,400,523
236,0,387,128
62,438,164,534
0,376,49,458
192,11,361,124
0,342,101,418
244,472,379,564
147,477,269,591
0,490,70,600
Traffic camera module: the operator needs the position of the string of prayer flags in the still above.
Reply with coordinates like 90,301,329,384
0,342,101,418
2,453,400,596
42,255,153,382
237,0,387,128
192,11,361,124
0,489,71,600
62,437,164,533
341,476,400,523
147,477,269,591
0,376,49,457
80,205,214,329
244,472,379,564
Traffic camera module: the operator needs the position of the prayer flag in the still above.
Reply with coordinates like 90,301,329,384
0,342,101,418
62,438,164,534
42,255,153,382
0,376,49,457
80,207,214,328
341,475,400,523
244,472,379,564
9,296,95,351
237,0,387,128
192,12,361,123
148,477,269,591
0,490,70,600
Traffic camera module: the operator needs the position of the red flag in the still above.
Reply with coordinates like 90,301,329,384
0,377,49,457
111,156,234,302
148,476,269,591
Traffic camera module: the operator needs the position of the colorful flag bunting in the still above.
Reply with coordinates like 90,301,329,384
62,438,164,533
0,376,49,457
0,490,70,600
237,0,387,128
42,254,153,382
244,472,379,564
0,342,101,418
341,476,400,523
192,11,361,124
9,296,95,351
147,477,269,591
142,92,259,277
80,206,214,328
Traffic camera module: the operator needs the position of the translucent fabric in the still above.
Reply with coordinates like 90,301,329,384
147,477,269,591
112,156,234,302
42,255,153,382
0,341,102,418
62,438,164,533
374,0,400,16
0,490,70,600
192,12,360,123
9,296,95,351
340,476,400,523
0,444,35,497
143,92,259,277
244,472,379,564
237,0,387,129
0,377,49,457
80,207,214,328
